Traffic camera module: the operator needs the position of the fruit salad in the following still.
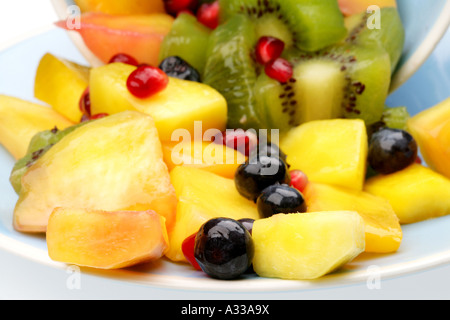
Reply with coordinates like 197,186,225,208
1,0,450,282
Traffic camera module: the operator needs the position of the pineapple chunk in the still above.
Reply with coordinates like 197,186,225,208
90,62,227,141
407,97,450,179
35,53,90,123
13,111,176,233
365,164,450,224
166,167,260,262
0,95,74,160
47,208,169,269
280,119,368,191
162,141,246,179
252,212,365,280
304,182,402,253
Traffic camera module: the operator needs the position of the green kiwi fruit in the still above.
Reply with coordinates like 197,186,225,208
158,13,212,75
345,7,405,73
10,122,87,194
219,0,347,52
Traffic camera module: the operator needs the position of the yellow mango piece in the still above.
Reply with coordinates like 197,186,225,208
407,97,450,179
34,53,90,123
162,141,246,179
252,212,365,280
280,119,368,191
90,62,227,142
365,164,450,224
13,111,176,233
304,182,402,253
74,0,165,14
0,95,74,160
166,167,260,262
47,208,169,269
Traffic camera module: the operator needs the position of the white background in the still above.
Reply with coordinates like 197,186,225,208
0,0,450,300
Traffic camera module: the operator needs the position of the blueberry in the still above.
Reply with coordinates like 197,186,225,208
257,184,307,218
235,155,291,202
368,128,418,174
194,218,254,280
250,141,288,162
158,56,201,82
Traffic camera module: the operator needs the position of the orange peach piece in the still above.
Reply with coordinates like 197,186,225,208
55,13,174,66
407,97,450,179
47,208,169,269
74,0,165,14
338,0,397,16
0,95,74,160
162,141,246,179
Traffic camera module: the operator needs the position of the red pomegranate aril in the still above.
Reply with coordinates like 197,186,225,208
108,53,139,66
79,87,91,116
197,1,220,29
265,58,293,84
290,170,309,193
126,65,169,99
90,113,109,120
255,36,285,65
164,0,199,16
214,129,258,157
182,233,202,271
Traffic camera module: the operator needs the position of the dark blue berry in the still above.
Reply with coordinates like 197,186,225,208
368,128,418,174
235,155,291,202
158,56,201,82
194,218,254,280
257,184,307,218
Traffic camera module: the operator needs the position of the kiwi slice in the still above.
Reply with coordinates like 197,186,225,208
345,7,405,73
219,0,347,52
203,14,262,130
159,13,212,75
10,122,87,194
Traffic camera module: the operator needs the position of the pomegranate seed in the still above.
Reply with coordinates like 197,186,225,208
255,36,285,65
182,233,202,271
214,129,258,157
126,65,169,99
196,1,220,29
265,58,293,83
290,170,309,193
108,53,139,66
164,0,199,16
79,87,91,116
90,113,109,120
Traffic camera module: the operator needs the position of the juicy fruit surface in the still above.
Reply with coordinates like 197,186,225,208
56,13,174,67
89,62,227,142
162,140,246,179
257,184,307,218
166,167,260,262
407,97,450,179
304,182,402,253
365,164,450,224
159,56,201,82
74,0,165,14
47,208,169,269
252,212,365,280
338,0,397,16
0,95,74,160
194,218,254,280
34,53,90,123
13,111,177,233
280,119,368,191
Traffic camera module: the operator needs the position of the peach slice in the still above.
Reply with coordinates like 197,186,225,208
55,13,174,67
47,208,169,269
338,0,397,16
74,0,165,15
0,95,74,160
